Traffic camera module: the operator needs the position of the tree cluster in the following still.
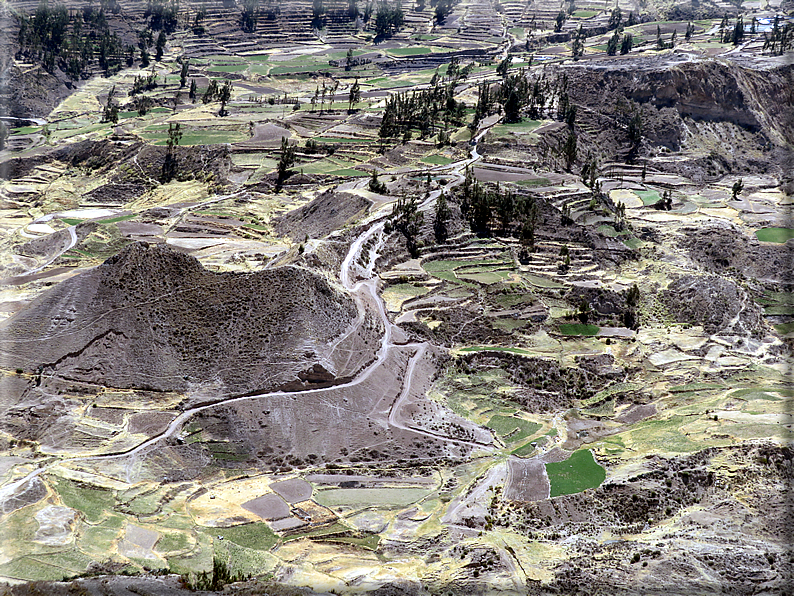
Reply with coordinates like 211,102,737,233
16,2,126,77
459,167,538,243
386,194,423,256
378,80,466,142
373,3,404,38
276,136,296,189
145,0,178,33
130,70,159,95
433,0,456,24
762,16,793,55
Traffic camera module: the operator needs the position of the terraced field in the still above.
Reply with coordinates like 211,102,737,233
0,0,791,594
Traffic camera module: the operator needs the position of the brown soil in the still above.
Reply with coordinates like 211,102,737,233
0,242,358,396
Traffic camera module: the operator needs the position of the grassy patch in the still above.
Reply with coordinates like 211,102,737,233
208,63,249,73
492,319,529,331
328,168,370,177
11,126,42,135
421,154,454,165
545,450,605,497
486,415,542,445
669,382,723,393
636,190,661,205
559,323,599,336
155,531,192,553
457,270,510,284
755,227,794,243
499,120,542,132
622,237,642,249
199,522,277,551
51,477,115,523
315,488,430,509
387,47,431,56
774,322,794,335
572,9,598,17
60,218,84,226
515,178,551,188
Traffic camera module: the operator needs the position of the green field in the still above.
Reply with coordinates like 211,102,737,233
495,120,542,132
210,64,249,73
486,415,542,445
328,168,369,177
636,190,662,205
51,477,116,523
545,449,606,497
315,488,430,508
421,154,454,165
199,522,277,551
387,47,431,56
774,322,794,335
755,227,794,243
559,323,599,336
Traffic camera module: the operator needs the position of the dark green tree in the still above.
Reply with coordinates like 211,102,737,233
218,80,233,116
203,79,219,104
607,30,620,55
276,136,296,189
555,11,566,32
607,6,622,30
189,78,197,101
180,59,189,88
348,78,361,111
561,130,577,171
161,122,182,181
433,192,451,242
155,30,166,61
241,0,259,32
572,25,584,59
620,33,633,54
101,85,119,123
389,195,424,256
496,53,512,77
368,170,387,193
731,178,744,199
374,3,404,37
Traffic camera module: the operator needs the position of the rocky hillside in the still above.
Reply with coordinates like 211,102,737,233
0,242,357,395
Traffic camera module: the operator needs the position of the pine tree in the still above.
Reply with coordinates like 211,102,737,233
180,59,189,88
348,78,361,112
434,192,451,242
155,30,166,61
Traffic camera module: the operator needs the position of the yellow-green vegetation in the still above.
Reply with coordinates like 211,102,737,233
755,227,794,243
486,414,542,445
421,154,454,165
558,323,599,336
315,488,431,509
199,522,278,551
50,477,116,523
545,450,605,497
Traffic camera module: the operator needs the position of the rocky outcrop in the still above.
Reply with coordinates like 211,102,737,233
659,274,765,336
